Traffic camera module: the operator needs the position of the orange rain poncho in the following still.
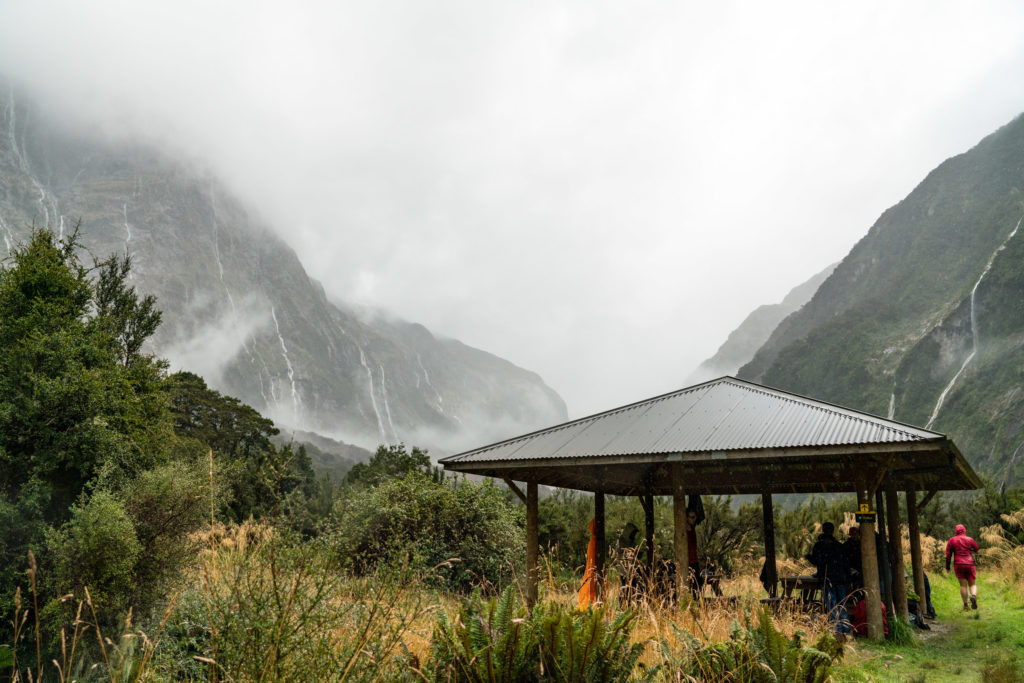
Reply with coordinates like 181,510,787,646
578,518,597,609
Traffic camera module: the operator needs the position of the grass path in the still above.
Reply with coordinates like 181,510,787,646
836,572,1024,681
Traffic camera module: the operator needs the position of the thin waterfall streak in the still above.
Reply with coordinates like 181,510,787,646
0,213,12,254
926,351,975,429
271,306,300,422
122,203,135,278
926,215,1023,429
416,352,445,410
379,365,400,442
359,347,387,443
7,88,54,228
208,186,235,312
887,393,895,420
1003,438,1024,489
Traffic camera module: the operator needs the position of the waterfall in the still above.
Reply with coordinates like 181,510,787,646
7,88,55,228
271,306,300,423
122,203,135,279
926,216,1023,428
378,364,400,442
416,352,445,412
0,213,12,255
358,346,388,443
887,393,895,420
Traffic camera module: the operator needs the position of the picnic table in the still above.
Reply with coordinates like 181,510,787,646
779,575,822,604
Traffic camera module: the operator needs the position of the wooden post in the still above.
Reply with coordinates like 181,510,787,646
672,466,689,599
886,483,909,621
875,489,894,619
859,487,884,641
642,493,655,577
762,491,778,597
595,491,606,599
526,481,539,608
906,488,926,617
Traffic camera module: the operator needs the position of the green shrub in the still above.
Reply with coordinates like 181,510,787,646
426,586,654,682
331,473,523,591
661,606,842,682
44,490,141,624
122,461,210,610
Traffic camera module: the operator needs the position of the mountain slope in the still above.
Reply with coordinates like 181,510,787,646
687,263,836,383
0,83,567,454
738,112,1024,485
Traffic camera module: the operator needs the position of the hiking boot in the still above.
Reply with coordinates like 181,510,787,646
963,604,970,611
970,596,977,610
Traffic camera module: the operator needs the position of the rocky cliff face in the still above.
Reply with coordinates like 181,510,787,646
0,84,567,455
738,112,1024,486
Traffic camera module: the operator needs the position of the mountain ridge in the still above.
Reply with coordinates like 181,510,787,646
0,82,568,457
737,111,1024,485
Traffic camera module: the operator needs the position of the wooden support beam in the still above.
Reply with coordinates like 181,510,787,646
526,481,539,608
859,487,884,641
917,488,939,510
886,482,909,621
595,491,606,599
869,455,896,497
503,478,527,504
875,489,894,619
762,491,778,598
672,466,689,599
906,488,926,619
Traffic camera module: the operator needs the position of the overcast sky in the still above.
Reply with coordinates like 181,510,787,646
3,1,1024,418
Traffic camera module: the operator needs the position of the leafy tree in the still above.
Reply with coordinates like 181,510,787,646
0,229,171,606
342,443,431,488
166,371,277,460
164,371,315,522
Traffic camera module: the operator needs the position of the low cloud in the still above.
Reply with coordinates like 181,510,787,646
159,295,270,386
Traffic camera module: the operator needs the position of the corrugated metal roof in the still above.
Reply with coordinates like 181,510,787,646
441,377,943,465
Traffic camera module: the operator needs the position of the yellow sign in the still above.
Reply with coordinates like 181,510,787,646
858,503,871,514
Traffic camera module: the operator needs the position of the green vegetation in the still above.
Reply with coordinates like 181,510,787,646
2,227,1023,681
661,607,842,682
837,573,1024,681
428,586,654,682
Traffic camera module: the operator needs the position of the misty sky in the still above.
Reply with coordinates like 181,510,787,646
3,1,1024,419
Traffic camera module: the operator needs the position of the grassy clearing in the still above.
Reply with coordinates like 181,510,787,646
837,573,1024,682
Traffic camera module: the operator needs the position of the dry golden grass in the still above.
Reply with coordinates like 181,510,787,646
981,507,1024,584
176,522,849,679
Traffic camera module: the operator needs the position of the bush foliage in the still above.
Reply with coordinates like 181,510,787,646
331,469,524,591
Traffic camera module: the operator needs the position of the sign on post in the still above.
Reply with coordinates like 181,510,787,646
855,502,876,524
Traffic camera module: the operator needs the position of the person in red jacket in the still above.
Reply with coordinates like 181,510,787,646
851,594,888,637
945,524,980,610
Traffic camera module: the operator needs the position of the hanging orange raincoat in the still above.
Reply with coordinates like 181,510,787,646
578,518,597,609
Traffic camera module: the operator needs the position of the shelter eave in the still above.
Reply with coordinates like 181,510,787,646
441,439,978,496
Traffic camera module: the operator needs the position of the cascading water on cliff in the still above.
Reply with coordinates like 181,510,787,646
271,306,301,423
416,352,445,413
378,364,400,443
926,215,1023,428
358,346,388,443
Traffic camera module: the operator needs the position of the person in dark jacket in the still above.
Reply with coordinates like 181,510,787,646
808,522,851,634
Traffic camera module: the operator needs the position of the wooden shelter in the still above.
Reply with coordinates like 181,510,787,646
440,377,981,640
